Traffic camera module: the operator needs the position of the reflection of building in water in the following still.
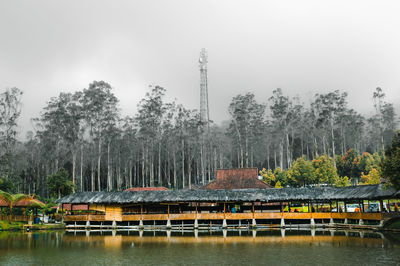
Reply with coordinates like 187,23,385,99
61,231,390,248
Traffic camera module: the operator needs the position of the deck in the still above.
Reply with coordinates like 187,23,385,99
63,212,384,222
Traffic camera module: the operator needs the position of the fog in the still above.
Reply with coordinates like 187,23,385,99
0,0,399,138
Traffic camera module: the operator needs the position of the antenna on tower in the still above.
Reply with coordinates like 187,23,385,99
199,48,210,127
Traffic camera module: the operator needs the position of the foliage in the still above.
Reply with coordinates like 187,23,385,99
273,167,289,187
260,168,275,186
334,176,351,187
337,149,360,178
47,168,74,198
0,87,23,180
312,155,338,184
381,131,400,190
260,167,288,187
287,157,314,187
0,84,398,195
0,178,15,193
274,180,283,188
360,169,381,185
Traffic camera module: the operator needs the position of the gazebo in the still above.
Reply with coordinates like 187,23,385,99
0,195,45,222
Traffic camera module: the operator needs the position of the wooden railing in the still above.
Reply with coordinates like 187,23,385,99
0,215,29,222
63,212,384,222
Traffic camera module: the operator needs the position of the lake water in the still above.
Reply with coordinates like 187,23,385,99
1,229,400,265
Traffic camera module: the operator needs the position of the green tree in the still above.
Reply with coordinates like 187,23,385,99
287,156,314,187
381,131,400,189
334,176,351,187
259,168,275,186
47,168,74,198
312,155,338,185
360,168,381,185
0,178,15,193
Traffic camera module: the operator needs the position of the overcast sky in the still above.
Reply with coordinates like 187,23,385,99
1,0,399,138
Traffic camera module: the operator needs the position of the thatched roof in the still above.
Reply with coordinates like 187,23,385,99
57,184,399,205
0,196,45,207
124,187,168,191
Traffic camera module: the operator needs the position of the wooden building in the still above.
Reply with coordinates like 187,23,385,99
57,184,400,229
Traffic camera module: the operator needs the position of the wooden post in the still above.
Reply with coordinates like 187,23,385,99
252,202,255,219
195,203,198,214
344,201,347,213
223,202,226,219
379,200,384,213
61,203,64,223
167,204,170,218
140,204,143,220
329,202,332,212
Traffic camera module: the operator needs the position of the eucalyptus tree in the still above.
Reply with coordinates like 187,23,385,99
373,87,386,152
81,81,119,191
268,89,291,169
313,90,348,160
38,92,83,192
136,85,166,187
0,87,23,180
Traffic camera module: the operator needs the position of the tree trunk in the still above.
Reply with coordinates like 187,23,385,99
158,142,161,186
181,138,185,189
72,152,76,193
97,138,102,191
107,141,111,191
80,144,83,192
173,149,177,188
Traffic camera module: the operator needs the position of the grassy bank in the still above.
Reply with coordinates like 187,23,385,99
384,220,400,231
0,221,65,231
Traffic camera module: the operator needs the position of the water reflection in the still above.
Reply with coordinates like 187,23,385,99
1,229,400,265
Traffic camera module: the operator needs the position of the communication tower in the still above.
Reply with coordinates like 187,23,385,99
199,48,210,125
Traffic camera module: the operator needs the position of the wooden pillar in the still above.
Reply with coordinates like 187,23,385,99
252,202,255,219
195,203,198,214
61,203,64,223
167,204,170,218
140,204,143,219
329,202,332,212
344,201,347,213
379,199,384,213
223,202,226,219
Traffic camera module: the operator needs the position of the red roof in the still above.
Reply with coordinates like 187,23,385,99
0,195,45,207
124,187,168,191
203,168,271,189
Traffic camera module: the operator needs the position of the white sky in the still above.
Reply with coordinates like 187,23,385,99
0,0,399,138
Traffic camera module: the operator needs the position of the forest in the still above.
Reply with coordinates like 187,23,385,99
0,82,398,197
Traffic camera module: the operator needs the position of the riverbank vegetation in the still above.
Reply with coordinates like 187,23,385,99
0,221,64,231
0,84,398,196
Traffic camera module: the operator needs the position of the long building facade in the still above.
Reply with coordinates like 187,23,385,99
57,184,400,229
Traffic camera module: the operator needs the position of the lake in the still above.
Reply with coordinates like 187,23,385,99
1,229,400,265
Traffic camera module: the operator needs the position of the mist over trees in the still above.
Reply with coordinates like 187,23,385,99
0,83,398,197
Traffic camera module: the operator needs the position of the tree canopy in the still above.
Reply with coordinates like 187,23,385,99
381,131,400,190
